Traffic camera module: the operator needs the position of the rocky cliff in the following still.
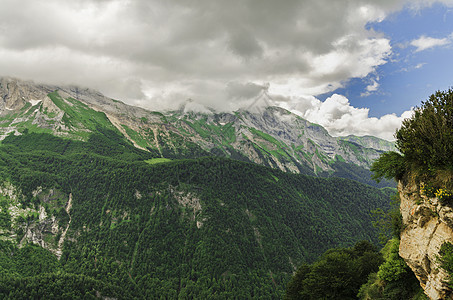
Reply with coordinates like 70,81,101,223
399,177,453,299
0,181,71,259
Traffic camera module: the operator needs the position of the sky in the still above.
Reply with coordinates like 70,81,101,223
0,0,453,140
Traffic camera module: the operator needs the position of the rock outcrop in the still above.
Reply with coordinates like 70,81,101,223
399,179,453,299
0,182,71,259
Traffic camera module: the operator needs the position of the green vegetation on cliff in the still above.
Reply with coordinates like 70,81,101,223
372,88,453,189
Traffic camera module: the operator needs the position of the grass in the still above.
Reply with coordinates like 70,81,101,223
145,158,172,165
47,91,120,139
121,125,150,149
249,128,285,148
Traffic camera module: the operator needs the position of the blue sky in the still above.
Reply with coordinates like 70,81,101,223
1,0,453,140
335,3,453,117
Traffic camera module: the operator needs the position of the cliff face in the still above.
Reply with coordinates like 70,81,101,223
399,179,453,299
0,181,71,259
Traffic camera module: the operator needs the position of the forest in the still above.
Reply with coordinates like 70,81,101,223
0,129,393,298
285,88,453,299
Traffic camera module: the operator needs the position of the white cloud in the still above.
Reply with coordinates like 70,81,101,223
279,94,413,140
410,34,452,52
414,62,426,69
0,0,450,139
361,76,380,97
0,0,398,104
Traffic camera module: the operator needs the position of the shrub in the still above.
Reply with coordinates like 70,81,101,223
438,242,453,289
377,239,409,282
420,182,437,198
435,188,453,204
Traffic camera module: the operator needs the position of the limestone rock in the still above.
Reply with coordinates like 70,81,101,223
399,180,453,299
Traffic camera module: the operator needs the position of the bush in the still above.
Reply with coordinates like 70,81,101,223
377,239,409,282
439,242,453,289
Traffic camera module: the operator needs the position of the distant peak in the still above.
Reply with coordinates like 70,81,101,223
243,90,274,114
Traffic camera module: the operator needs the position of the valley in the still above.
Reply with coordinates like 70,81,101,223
0,78,396,298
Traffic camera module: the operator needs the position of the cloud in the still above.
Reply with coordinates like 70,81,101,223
279,94,413,140
226,82,268,100
361,76,380,97
0,0,449,139
410,34,452,52
414,62,426,69
0,0,399,102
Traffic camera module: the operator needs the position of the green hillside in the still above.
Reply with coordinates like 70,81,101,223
0,131,393,298
0,80,396,188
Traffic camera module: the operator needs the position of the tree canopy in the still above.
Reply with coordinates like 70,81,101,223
372,88,453,183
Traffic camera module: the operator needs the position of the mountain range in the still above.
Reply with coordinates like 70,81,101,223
0,77,394,187
0,77,396,298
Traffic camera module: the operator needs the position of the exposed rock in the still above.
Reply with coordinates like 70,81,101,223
0,181,70,258
399,180,453,299
0,77,53,113
0,77,394,176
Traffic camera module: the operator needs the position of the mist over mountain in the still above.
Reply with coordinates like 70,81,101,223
0,77,399,298
0,77,395,187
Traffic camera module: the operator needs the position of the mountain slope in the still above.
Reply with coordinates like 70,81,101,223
0,77,394,187
0,131,393,298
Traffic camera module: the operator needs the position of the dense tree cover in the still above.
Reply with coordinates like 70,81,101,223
285,241,383,299
285,239,426,299
358,239,426,300
370,193,403,244
327,161,395,189
285,190,428,300
0,131,393,298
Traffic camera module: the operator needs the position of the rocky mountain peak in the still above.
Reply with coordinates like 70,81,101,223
0,77,53,114
0,77,395,185
242,90,273,114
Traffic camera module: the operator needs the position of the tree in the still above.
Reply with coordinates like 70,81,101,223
372,88,453,182
396,89,453,170
284,241,383,300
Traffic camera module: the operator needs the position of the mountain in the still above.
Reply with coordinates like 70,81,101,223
0,129,393,298
0,77,399,298
338,135,396,152
0,77,395,187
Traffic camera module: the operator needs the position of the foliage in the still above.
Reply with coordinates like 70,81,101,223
435,188,453,204
371,151,406,182
377,239,409,282
372,88,453,207
420,182,437,198
438,242,453,289
0,273,129,299
358,238,426,300
284,241,383,300
373,88,453,182
371,193,402,244
0,131,394,298
396,89,453,171
328,161,396,188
